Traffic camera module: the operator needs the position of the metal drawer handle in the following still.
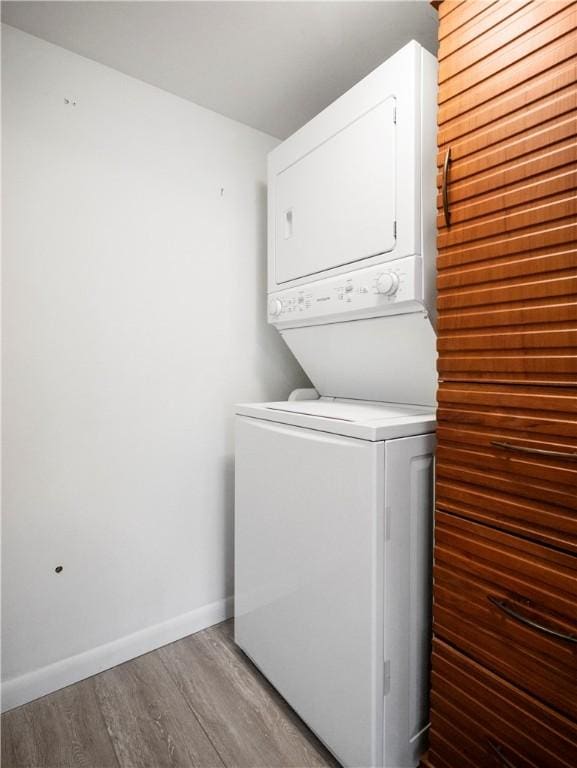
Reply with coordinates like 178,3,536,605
490,440,577,461
488,596,577,644
487,740,519,768
442,147,451,227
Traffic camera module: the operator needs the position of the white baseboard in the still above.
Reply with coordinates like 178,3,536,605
1,595,233,713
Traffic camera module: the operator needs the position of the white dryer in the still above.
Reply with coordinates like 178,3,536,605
235,40,438,768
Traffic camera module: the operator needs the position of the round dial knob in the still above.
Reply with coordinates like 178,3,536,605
268,298,283,317
376,272,399,296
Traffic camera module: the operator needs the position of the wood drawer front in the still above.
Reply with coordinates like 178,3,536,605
436,383,577,552
429,638,577,768
434,511,577,720
435,0,577,384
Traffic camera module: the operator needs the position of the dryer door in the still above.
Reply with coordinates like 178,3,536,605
235,416,385,768
273,96,396,284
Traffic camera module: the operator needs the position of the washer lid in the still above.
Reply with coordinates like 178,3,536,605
235,397,435,441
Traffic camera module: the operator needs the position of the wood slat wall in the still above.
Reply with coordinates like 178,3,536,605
436,0,577,388
430,639,577,768
426,2,577,766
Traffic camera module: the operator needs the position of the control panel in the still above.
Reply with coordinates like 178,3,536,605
268,255,423,328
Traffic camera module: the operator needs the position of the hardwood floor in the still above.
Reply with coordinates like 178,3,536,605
2,677,118,768
1,620,340,768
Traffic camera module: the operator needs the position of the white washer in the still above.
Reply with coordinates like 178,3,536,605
235,399,434,768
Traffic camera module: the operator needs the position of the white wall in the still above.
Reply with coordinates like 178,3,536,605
1,25,309,709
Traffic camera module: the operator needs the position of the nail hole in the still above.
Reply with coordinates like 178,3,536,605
55,566,63,573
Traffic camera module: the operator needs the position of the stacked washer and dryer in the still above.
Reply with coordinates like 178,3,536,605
234,42,438,768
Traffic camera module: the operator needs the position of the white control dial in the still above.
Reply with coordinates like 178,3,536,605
376,272,400,296
268,298,283,317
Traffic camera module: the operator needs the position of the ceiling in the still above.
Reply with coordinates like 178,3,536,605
2,1,438,139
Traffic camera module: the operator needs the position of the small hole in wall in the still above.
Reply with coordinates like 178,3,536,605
55,566,63,574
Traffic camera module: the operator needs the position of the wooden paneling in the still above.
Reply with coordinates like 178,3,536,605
438,32,577,124
438,3,577,102
438,1,494,32
438,222,577,270
434,513,577,719
438,60,577,146
438,196,576,249
438,1,576,83
427,2,577,766
438,1,534,60
436,0,577,386
436,407,577,548
437,167,576,227
429,639,577,768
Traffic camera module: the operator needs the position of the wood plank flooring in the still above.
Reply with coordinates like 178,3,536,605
1,620,340,768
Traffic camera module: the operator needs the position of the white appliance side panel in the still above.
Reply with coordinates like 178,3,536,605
235,416,385,768
384,433,435,767
281,313,438,406
274,97,396,284
420,48,439,325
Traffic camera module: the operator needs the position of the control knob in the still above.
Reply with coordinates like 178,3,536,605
376,272,399,296
268,298,283,317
